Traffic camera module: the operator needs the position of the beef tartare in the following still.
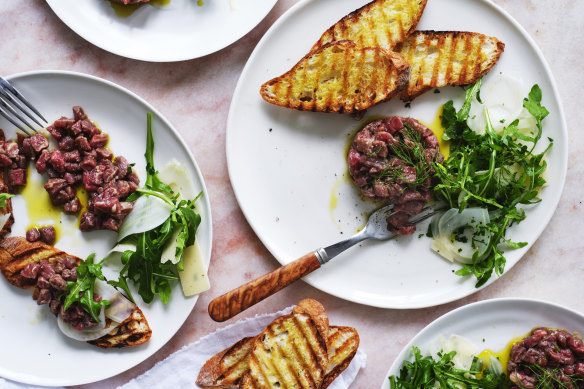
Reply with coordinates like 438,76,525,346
508,327,584,388
348,116,442,235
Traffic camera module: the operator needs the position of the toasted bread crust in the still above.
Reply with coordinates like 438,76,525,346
293,299,329,340
396,30,505,101
0,237,72,289
88,307,152,349
311,0,428,52
197,336,256,388
260,41,410,113
0,237,151,348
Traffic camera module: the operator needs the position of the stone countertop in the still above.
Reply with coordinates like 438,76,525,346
0,0,582,388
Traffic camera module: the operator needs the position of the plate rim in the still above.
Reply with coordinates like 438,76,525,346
379,297,584,388
44,0,279,62
225,0,569,309
0,69,213,386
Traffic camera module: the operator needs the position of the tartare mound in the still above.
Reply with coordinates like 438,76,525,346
348,116,443,234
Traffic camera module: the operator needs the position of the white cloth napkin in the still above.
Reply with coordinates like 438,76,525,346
120,306,367,389
0,306,366,389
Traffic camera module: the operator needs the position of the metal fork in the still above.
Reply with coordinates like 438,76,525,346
208,204,439,321
0,77,47,135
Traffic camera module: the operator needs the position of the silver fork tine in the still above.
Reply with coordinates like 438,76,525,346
0,104,31,135
0,77,47,124
0,87,44,128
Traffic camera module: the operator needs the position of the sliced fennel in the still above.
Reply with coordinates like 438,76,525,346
430,208,491,264
117,195,173,241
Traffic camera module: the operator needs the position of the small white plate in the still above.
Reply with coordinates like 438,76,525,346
0,70,212,386
226,0,568,308
380,298,584,388
45,0,278,62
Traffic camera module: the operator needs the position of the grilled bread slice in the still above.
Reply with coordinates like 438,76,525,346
395,30,505,101
260,41,410,113
242,299,329,389
197,327,359,388
197,336,256,388
322,326,360,389
311,0,428,52
0,237,152,348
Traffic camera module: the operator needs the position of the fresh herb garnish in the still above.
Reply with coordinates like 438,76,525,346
63,254,109,323
513,364,584,388
433,82,551,287
389,346,508,389
0,193,14,208
373,125,434,188
113,112,202,304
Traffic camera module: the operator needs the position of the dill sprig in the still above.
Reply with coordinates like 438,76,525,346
372,125,435,188
514,364,584,388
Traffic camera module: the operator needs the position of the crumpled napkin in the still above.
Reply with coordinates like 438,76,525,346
0,306,366,389
119,306,367,389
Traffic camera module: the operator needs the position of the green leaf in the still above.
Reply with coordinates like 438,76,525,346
457,79,482,121
0,193,14,208
63,253,109,322
523,84,549,122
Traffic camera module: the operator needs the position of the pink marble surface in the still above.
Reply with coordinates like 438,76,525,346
0,0,583,388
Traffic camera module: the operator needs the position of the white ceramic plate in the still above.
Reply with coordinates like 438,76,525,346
380,298,584,388
46,0,278,62
0,70,212,386
226,0,567,308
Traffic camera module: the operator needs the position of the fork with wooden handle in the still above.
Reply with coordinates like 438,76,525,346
208,205,438,322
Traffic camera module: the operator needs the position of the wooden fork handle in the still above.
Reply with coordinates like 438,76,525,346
208,252,321,322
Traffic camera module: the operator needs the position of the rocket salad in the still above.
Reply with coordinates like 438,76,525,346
110,112,203,304
429,79,551,287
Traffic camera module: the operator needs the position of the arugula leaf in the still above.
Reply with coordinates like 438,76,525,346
457,79,482,121
0,193,14,208
63,254,109,322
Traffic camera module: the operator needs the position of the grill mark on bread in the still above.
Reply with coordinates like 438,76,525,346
266,324,303,388
292,314,320,387
254,332,283,388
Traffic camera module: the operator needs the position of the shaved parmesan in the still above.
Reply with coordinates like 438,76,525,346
158,159,196,200
178,242,210,297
